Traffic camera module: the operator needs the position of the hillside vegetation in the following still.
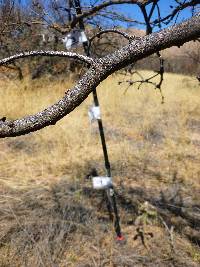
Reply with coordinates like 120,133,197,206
0,72,200,266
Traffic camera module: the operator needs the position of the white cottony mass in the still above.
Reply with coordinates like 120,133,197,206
62,30,88,49
92,176,113,190
88,106,101,122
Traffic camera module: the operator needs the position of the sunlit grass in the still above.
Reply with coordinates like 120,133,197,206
0,71,200,266
0,71,199,192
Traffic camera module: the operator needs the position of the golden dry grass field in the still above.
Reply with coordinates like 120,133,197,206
0,71,200,266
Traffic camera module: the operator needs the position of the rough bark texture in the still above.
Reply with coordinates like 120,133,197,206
0,13,200,138
0,51,94,66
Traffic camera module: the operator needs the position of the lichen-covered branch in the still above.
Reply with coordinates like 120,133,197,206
0,13,200,138
0,51,94,67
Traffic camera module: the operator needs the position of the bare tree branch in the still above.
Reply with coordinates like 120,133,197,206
0,50,94,66
119,54,164,104
89,29,135,43
119,2,164,101
0,13,200,138
88,28,137,52
24,0,153,34
152,0,200,25
70,0,152,28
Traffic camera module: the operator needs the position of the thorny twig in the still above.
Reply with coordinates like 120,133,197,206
89,28,136,43
118,53,165,103
118,2,165,103
87,28,138,55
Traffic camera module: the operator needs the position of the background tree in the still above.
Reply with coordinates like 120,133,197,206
0,0,200,79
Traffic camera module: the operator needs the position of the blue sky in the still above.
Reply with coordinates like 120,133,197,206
22,0,199,30
112,0,199,30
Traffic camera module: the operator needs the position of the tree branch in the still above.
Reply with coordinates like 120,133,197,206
152,0,200,25
70,0,152,28
0,50,94,66
0,13,200,138
88,28,137,52
89,29,136,43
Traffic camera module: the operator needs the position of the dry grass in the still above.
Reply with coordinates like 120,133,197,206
0,71,200,266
